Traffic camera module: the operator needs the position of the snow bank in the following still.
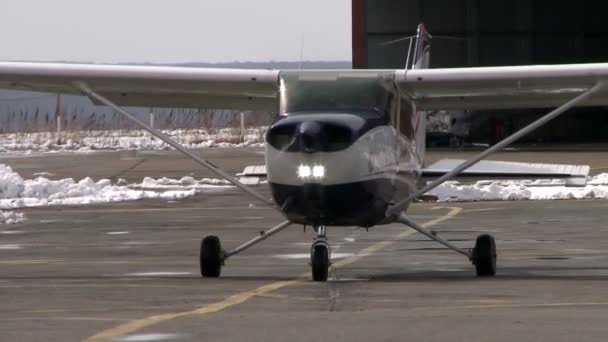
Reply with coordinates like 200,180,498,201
0,164,24,198
0,127,266,154
0,210,25,225
429,173,608,202
0,164,232,210
136,176,231,189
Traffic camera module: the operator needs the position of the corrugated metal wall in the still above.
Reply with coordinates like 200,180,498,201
357,0,608,69
354,0,608,142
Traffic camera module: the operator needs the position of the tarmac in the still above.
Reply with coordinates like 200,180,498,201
1,147,608,341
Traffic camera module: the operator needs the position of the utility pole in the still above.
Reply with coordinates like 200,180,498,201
55,94,62,144
149,109,155,141
240,112,246,143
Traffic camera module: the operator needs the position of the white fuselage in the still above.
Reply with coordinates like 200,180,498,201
266,70,427,227
265,109,426,227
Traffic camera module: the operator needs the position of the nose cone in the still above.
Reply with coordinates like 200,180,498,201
298,121,323,153
266,113,367,153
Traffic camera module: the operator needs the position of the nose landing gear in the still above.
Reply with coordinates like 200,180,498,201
311,225,330,281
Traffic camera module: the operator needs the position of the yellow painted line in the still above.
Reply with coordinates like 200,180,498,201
86,279,301,341
85,206,462,342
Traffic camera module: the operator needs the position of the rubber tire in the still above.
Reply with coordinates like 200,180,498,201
473,234,497,277
200,236,222,278
311,243,329,282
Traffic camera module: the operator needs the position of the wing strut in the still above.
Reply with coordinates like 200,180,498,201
223,220,292,259
74,82,278,209
387,82,605,217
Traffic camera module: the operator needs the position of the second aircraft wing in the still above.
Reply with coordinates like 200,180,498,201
397,63,608,110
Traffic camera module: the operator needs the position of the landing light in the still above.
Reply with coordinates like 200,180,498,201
312,165,325,178
298,165,312,178
298,164,325,180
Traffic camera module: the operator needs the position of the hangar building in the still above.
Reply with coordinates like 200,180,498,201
352,0,608,143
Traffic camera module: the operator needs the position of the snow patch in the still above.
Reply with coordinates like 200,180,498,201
0,210,25,225
124,272,192,277
136,176,231,190
0,164,25,198
113,333,185,342
0,244,22,250
0,230,25,234
429,173,608,202
0,163,232,210
0,127,266,154
32,172,55,177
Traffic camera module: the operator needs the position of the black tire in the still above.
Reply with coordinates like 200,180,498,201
200,235,222,278
311,243,330,282
473,234,497,277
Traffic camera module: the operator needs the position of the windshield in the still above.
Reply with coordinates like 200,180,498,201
279,71,394,117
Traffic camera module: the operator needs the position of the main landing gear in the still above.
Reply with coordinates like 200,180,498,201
200,236,223,277
199,220,293,279
397,213,497,277
200,214,497,280
472,234,497,276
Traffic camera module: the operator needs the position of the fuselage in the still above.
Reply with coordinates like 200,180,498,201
265,71,427,227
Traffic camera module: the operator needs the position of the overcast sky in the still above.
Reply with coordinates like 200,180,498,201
0,0,351,63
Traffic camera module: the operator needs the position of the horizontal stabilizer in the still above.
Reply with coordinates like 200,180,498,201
237,165,267,177
423,159,589,186
237,165,267,185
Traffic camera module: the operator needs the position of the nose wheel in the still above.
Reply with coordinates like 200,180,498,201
310,225,330,281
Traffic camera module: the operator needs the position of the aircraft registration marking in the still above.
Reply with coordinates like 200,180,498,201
85,206,462,342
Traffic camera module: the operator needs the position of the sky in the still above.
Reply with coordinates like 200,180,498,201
0,0,351,63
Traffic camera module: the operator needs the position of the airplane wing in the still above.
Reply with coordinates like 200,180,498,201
3,62,608,112
422,159,589,186
397,63,608,110
0,62,280,111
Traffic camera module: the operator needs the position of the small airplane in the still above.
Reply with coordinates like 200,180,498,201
0,24,603,281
